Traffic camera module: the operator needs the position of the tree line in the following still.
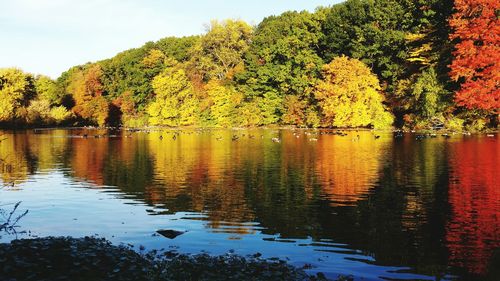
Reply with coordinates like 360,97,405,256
0,0,498,130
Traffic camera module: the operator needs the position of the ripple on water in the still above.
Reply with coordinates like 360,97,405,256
0,129,497,280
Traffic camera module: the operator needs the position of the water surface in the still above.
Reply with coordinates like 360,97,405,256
0,129,498,280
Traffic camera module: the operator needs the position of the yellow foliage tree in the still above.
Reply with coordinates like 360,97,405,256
147,67,199,126
205,80,242,127
0,68,35,122
25,99,52,124
49,106,73,124
190,19,253,80
236,101,262,127
142,49,167,68
315,56,394,129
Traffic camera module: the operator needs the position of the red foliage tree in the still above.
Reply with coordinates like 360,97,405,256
449,0,500,112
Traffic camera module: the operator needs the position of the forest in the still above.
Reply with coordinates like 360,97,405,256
0,0,498,130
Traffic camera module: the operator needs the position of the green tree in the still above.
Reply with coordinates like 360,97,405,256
320,0,413,89
35,75,60,105
238,11,324,124
156,36,200,62
320,0,455,128
395,67,451,128
315,56,394,129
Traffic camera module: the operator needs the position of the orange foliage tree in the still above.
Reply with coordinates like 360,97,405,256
68,65,109,126
449,0,500,112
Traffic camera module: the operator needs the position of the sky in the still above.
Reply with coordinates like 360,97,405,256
0,0,341,78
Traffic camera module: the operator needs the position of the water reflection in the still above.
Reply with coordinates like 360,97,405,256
0,129,498,280
447,137,500,276
315,134,389,206
0,132,32,184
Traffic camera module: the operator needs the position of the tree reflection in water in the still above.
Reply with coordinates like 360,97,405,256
0,129,497,279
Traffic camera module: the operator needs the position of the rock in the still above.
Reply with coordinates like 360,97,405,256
156,229,185,239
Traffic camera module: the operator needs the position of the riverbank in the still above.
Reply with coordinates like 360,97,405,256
0,237,334,281
0,121,498,133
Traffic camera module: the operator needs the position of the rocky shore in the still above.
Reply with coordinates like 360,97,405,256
0,237,336,281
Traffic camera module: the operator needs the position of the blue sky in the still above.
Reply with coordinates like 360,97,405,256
0,0,341,78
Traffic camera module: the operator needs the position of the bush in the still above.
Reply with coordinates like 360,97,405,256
25,99,52,125
50,106,73,125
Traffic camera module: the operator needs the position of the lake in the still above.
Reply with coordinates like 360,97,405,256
0,128,498,280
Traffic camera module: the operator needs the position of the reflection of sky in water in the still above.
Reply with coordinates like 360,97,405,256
1,172,440,281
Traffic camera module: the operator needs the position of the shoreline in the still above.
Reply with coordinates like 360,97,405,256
0,236,333,281
0,125,497,134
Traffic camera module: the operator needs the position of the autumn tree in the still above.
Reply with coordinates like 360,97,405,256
315,56,394,128
449,0,500,112
0,68,35,122
48,106,73,124
204,80,242,127
111,91,142,127
282,95,307,125
67,65,109,126
96,36,199,110
25,99,52,125
190,19,253,81
236,101,262,127
147,65,199,126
